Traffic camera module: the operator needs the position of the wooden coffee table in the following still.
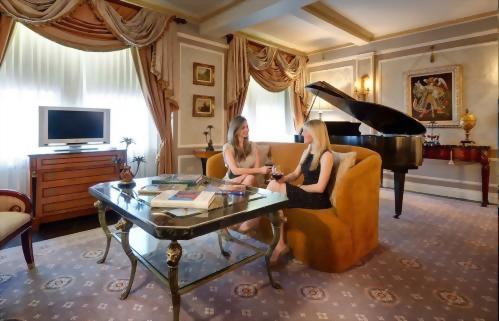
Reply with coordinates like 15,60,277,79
89,176,287,321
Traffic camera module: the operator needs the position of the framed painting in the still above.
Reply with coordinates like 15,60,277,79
405,65,462,127
192,95,215,117
193,62,215,86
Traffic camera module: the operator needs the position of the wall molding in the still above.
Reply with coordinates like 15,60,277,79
374,30,497,56
376,40,497,105
177,42,225,149
309,64,355,106
308,30,497,67
177,155,202,174
177,32,229,49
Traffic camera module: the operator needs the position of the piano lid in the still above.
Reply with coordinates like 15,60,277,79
306,81,426,135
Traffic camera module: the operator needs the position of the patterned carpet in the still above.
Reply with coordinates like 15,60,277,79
0,189,497,321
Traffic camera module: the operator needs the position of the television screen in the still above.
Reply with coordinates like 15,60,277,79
39,106,110,146
48,110,104,139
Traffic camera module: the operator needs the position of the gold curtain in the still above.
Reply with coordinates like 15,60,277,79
226,35,308,130
0,0,179,174
132,46,178,174
0,14,14,65
226,36,250,123
0,0,82,23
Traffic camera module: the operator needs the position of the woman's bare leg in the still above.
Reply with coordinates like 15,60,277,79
242,174,256,187
266,180,289,264
236,174,259,232
230,174,247,184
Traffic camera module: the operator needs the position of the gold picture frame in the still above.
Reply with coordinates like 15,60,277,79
405,65,462,127
193,62,215,86
192,95,215,117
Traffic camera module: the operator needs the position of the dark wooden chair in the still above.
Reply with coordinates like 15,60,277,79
0,189,34,269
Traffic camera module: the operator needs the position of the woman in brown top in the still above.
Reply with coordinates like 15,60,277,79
223,116,271,186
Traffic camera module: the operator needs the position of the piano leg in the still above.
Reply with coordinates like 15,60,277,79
393,170,407,219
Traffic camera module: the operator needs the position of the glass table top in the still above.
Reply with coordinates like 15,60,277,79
89,176,288,240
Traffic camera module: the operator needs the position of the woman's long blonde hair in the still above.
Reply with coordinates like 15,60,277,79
299,119,331,170
227,116,252,162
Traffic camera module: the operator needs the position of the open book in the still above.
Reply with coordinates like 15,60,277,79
151,190,216,209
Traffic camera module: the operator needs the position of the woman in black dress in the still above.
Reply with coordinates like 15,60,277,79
239,119,333,264
268,119,333,263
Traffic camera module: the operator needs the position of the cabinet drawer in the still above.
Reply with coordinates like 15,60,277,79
42,166,116,181
40,174,119,189
36,152,123,171
42,183,95,197
42,196,95,213
40,191,91,204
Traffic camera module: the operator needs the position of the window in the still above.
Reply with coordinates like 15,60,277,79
242,77,294,142
0,24,157,193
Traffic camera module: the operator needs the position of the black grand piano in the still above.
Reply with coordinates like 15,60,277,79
303,81,426,218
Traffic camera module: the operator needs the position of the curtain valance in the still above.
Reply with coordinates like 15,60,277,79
227,35,307,130
0,0,178,173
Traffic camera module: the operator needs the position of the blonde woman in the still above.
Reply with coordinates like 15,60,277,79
223,116,271,187
243,119,334,264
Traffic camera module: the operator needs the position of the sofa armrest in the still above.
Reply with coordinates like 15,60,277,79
206,153,227,179
334,154,381,230
0,189,33,216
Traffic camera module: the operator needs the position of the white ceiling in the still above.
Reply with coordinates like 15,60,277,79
243,15,354,53
144,0,239,20
128,0,497,54
323,0,497,37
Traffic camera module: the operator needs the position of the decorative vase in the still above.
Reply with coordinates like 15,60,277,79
459,109,476,145
119,164,135,187
206,139,214,151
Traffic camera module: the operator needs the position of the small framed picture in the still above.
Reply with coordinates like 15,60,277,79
405,65,462,127
193,62,215,86
192,95,215,117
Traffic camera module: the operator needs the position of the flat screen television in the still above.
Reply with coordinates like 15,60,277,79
39,106,110,147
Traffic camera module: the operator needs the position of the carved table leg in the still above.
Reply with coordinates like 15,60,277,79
116,218,137,300
480,150,490,207
265,211,283,289
217,228,231,257
95,201,111,264
167,240,183,321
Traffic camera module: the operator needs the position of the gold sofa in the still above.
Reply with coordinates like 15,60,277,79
206,142,381,273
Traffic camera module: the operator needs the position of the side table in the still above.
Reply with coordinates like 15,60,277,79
193,149,222,175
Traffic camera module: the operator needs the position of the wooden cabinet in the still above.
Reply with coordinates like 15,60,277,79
29,148,125,230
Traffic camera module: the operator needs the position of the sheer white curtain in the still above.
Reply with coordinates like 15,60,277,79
0,24,158,194
242,77,294,142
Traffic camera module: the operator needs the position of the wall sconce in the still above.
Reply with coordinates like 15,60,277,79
354,74,370,101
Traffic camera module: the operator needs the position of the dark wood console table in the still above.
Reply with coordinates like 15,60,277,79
423,145,490,206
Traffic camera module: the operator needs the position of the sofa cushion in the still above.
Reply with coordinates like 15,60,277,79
330,151,356,207
0,212,31,241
